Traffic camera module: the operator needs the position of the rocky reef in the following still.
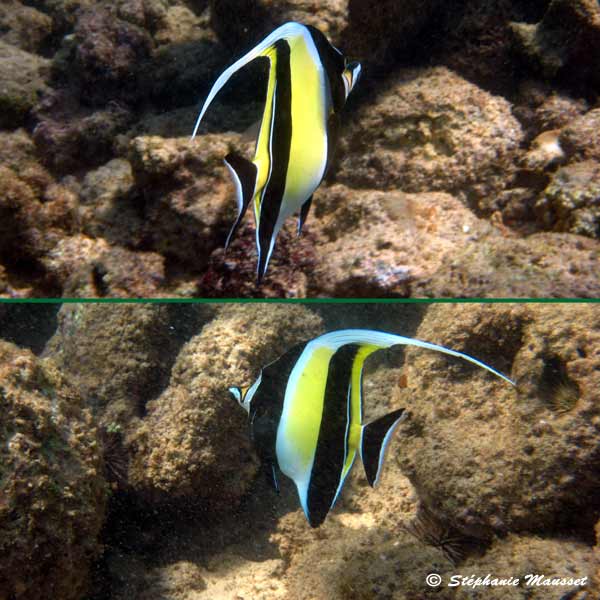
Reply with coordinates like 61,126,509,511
0,302,597,599
0,0,599,297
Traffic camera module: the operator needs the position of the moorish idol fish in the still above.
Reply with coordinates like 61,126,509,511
192,22,361,282
230,329,515,528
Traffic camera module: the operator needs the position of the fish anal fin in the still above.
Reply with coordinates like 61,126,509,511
223,152,257,248
361,408,406,488
297,194,313,236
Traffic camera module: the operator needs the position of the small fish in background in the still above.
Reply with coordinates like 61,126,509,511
192,22,361,282
230,329,515,528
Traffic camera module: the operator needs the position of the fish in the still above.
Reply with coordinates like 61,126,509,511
230,329,515,528
192,22,361,282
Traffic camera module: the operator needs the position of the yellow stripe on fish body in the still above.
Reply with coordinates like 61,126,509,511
283,35,328,205
276,345,334,481
253,45,278,223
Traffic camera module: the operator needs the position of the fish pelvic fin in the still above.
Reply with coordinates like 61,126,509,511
360,408,406,488
223,153,257,249
297,194,313,236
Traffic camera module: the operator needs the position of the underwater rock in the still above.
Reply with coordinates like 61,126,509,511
42,235,166,297
197,221,315,298
0,340,107,600
33,0,94,37
397,303,600,540
283,524,592,600
109,558,207,600
67,6,153,105
511,0,600,90
346,0,442,66
209,0,348,50
593,521,600,596
128,134,239,269
309,186,493,297
0,0,53,54
560,108,600,163
45,303,213,435
77,158,145,246
0,128,54,197
432,1,546,96
335,67,523,213
513,80,589,142
0,40,50,129
536,160,600,238
153,5,208,46
138,40,226,113
128,304,324,507
451,534,593,600
0,164,76,295
414,232,600,297
33,91,133,175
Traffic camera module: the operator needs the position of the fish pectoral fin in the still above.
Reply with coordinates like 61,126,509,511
360,408,406,488
297,194,313,236
223,152,257,248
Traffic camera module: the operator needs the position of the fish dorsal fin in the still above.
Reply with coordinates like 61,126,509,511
360,408,406,488
297,194,313,236
223,152,258,248
313,330,515,386
191,23,309,139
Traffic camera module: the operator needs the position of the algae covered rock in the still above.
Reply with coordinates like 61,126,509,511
0,341,107,600
128,304,324,506
209,0,348,50
536,160,600,238
128,134,239,268
77,158,142,246
0,40,50,129
560,108,600,162
346,0,442,65
33,92,133,174
397,303,600,540
67,5,153,105
511,0,600,90
44,303,213,431
310,186,493,297
42,234,166,298
414,232,600,298
513,80,589,141
455,535,592,600
0,0,53,54
335,67,523,212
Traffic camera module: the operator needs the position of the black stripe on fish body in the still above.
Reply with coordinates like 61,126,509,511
256,38,293,281
306,343,362,527
248,341,307,482
306,25,346,114
305,25,347,181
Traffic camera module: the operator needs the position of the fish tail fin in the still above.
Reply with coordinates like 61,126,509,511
360,408,406,488
223,152,257,249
